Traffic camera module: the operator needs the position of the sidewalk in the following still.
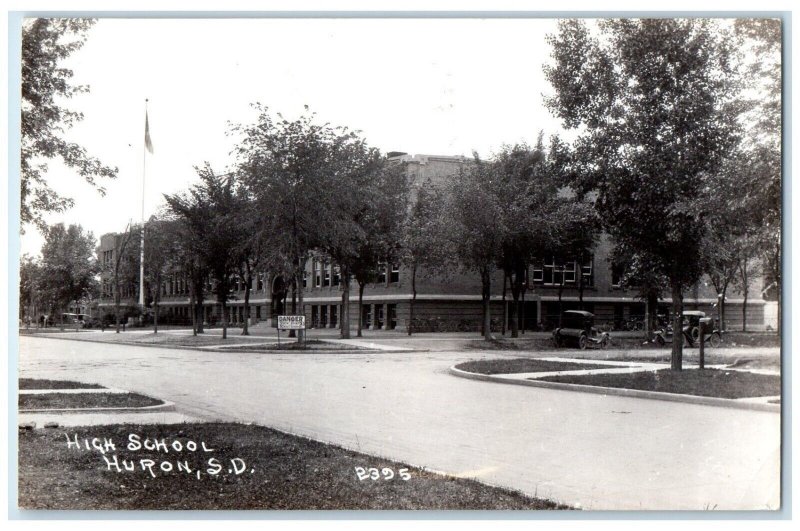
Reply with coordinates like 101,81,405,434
449,356,781,413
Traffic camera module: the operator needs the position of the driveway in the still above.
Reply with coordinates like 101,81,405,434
16,335,780,510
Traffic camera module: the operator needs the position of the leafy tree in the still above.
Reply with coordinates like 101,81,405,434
143,215,182,334
102,222,139,333
401,180,451,336
235,105,378,340
21,18,117,232
19,254,43,325
345,158,410,337
733,19,782,331
545,19,741,369
38,223,98,325
443,156,507,340
165,166,245,340
492,141,559,337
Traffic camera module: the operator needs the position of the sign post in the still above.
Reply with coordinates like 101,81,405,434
277,315,306,348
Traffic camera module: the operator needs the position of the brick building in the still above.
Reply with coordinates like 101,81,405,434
96,153,767,331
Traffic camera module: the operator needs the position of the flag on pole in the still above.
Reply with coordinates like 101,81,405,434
144,111,154,154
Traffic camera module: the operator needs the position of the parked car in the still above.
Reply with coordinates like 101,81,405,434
552,310,610,349
654,311,722,348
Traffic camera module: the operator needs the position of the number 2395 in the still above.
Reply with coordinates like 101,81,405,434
355,467,411,481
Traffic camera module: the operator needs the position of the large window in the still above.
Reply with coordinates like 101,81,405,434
533,255,595,287
377,262,387,284
314,260,321,288
332,265,341,286
611,262,624,288
390,264,400,284
323,261,330,287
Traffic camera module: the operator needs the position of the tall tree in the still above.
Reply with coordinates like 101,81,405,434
21,18,117,232
401,180,450,336
235,105,377,341
545,19,741,369
19,254,43,325
104,223,139,333
443,156,506,340
165,166,245,340
346,157,409,338
143,216,181,334
38,223,98,325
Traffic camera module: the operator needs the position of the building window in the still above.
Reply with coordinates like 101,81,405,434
612,263,624,288
377,262,387,284
314,260,321,288
543,257,555,285
323,262,330,287
256,305,262,319
582,258,594,286
257,273,264,292
375,305,384,328
388,304,397,329
361,304,372,328
302,271,307,288
330,305,338,327
311,305,319,328
332,265,341,286
532,260,544,283
564,261,576,283
390,264,400,283
320,305,328,327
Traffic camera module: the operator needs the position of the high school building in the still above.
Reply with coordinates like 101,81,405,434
96,153,767,331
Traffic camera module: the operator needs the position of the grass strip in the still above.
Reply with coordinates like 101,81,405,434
18,422,570,510
538,368,780,399
19,378,105,390
19,393,163,410
456,358,627,375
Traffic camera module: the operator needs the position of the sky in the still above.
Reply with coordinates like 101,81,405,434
18,17,569,257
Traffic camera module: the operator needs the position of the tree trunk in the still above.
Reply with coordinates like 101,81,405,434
670,282,684,371
296,259,306,344
242,266,252,336
154,298,159,334
340,269,351,339
190,284,197,336
501,273,508,336
739,259,750,333
482,268,492,340
720,284,728,332
509,276,520,339
289,278,297,338
221,298,228,340
114,283,121,333
356,281,365,338
408,264,417,336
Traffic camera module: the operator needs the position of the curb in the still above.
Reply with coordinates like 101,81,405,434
22,333,428,354
19,400,176,415
448,366,781,413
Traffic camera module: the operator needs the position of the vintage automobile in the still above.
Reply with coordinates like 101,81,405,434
654,310,722,348
552,310,610,349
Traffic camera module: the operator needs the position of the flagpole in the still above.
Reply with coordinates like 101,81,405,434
139,99,148,310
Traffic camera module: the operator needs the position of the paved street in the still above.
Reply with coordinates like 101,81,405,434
17,335,781,510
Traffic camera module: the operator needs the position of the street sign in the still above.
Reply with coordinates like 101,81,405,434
277,315,305,330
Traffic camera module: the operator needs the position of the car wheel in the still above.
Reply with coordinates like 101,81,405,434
709,333,722,348
655,335,665,346
578,334,588,350
600,336,610,349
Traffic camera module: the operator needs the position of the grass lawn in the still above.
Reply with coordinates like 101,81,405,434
18,422,570,510
226,340,371,351
19,393,163,410
19,378,105,390
539,368,780,399
575,352,781,371
455,358,627,375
